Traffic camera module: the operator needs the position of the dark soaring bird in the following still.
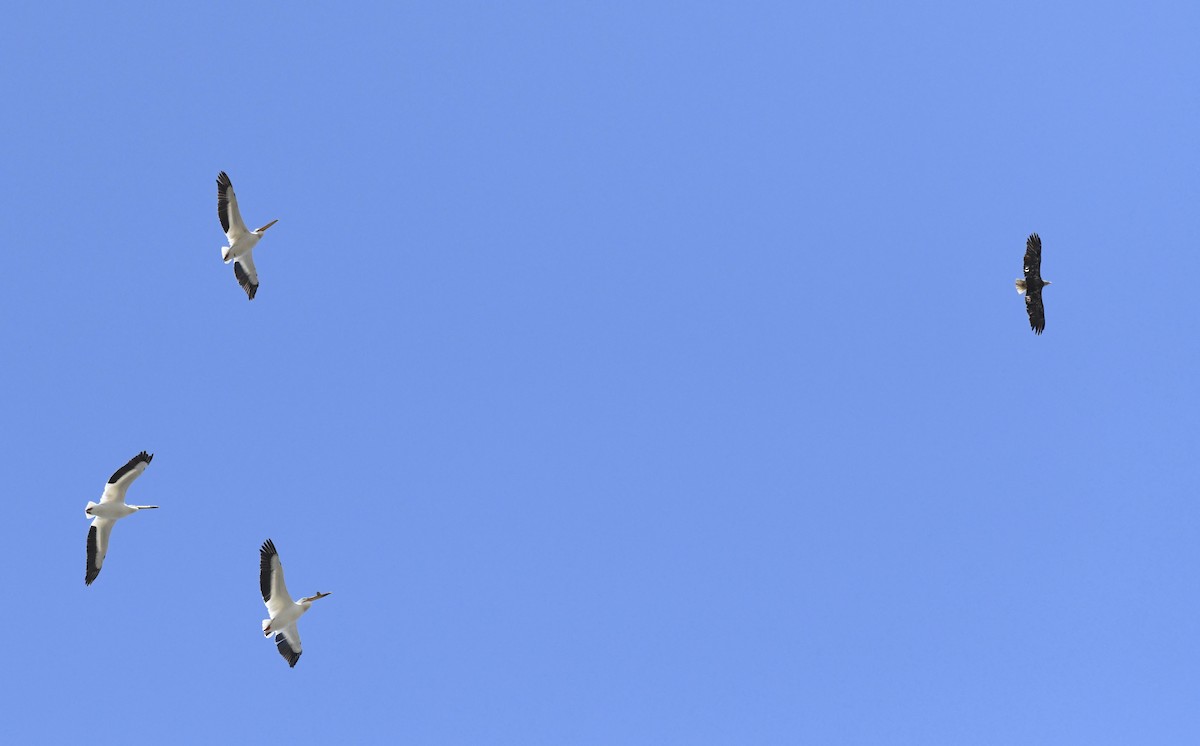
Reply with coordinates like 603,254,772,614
1015,233,1051,334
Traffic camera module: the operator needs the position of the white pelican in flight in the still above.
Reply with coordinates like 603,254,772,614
84,452,158,585
217,171,278,300
260,539,331,667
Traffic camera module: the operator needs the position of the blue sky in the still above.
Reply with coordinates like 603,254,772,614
3,1,1200,743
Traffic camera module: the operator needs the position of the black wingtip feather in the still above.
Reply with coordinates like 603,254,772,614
260,539,278,603
234,261,258,300
217,172,233,234
275,633,301,667
86,525,100,585
107,451,153,484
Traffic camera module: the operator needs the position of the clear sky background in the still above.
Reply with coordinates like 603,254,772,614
3,1,1199,743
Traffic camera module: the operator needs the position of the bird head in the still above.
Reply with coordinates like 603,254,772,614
302,591,332,603
256,219,279,234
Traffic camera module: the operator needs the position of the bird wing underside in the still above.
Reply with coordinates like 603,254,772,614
1023,233,1042,282
275,625,302,667
1025,287,1046,335
86,518,114,585
234,253,259,300
217,171,249,241
101,452,152,504
260,540,294,616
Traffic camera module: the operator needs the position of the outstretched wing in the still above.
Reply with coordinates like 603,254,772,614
1023,233,1045,334
1025,286,1046,334
275,624,303,667
234,252,259,300
217,171,250,242
101,451,153,504
86,518,115,585
260,539,294,617
1023,233,1042,284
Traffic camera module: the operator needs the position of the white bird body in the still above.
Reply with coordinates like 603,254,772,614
84,452,158,585
259,539,331,667
84,500,139,520
262,600,315,661
264,599,309,631
222,230,264,264
216,171,277,300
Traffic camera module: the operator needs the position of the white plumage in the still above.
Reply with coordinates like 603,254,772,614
217,171,278,300
85,452,158,585
259,539,331,667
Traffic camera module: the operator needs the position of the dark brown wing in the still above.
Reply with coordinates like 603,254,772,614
1023,233,1042,284
1025,286,1045,335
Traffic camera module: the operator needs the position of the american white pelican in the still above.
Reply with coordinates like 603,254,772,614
84,452,158,585
216,171,278,300
259,539,331,667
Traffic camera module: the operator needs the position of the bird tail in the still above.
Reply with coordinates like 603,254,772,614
262,619,272,637
222,246,232,263
85,500,99,518
1014,279,1027,294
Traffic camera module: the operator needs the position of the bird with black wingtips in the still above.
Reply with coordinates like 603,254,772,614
1015,233,1051,334
216,171,278,300
84,452,158,585
259,539,331,667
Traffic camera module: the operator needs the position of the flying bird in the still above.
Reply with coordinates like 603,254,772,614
217,171,278,300
84,452,158,585
260,539,331,668
1015,232,1051,334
